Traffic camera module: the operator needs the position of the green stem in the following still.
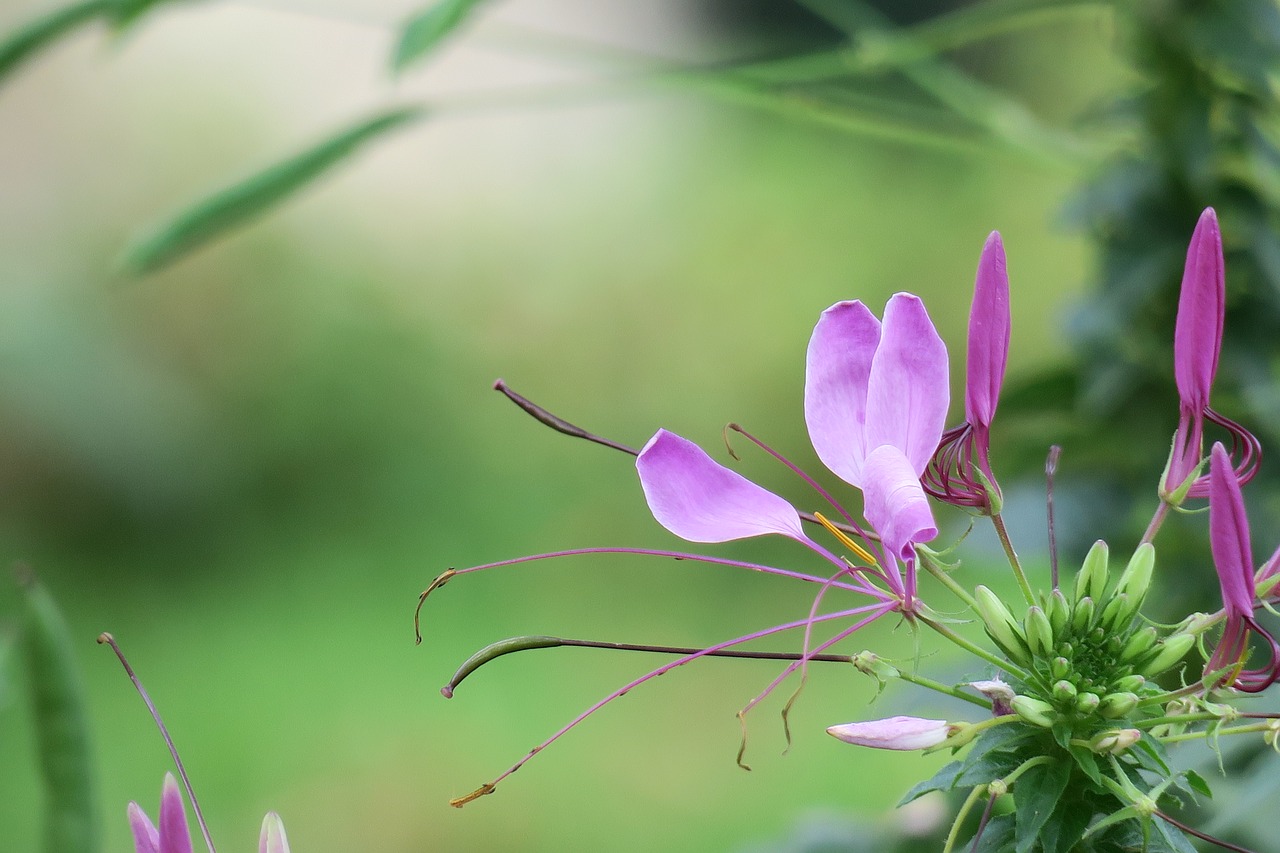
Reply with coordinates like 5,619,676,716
917,613,1031,681
943,784,988,853
921,553,979,609
1135,711,1230,729
1158,722,1276,744
1137,681,1205,707
991,512,1036,606
898,669,991,709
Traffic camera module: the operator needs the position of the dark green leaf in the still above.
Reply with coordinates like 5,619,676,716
1131,735,1172,776
17,566,100,853
1040,791,1094,853
972,813,1016,853
956,749,1026,789
123,106,424,274
1069,744,1103,786
1182,769,1212,799
392,0,487,72
1151,817,1200,853
0,0,107,85
1014,760,1072,853
898,759,962,805
1050,720,1073,750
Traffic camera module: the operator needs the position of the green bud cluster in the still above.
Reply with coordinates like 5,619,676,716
973,541,1195,746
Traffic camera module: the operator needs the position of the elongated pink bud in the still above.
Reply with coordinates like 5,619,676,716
826,715,952,750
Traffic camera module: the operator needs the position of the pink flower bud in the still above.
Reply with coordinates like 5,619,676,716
826,715,952,750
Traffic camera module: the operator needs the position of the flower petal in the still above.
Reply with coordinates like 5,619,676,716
260,812,291,853
1174,208,1224,410
158,773,193,853
636,429,806,543
862,444,937,561
826,715,951,750
964,232,1010,428
865,293,949,474
127,803,160,853
804,300,882,485
1209,441,1255,616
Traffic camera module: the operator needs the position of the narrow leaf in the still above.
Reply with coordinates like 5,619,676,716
17,566,100,853
1014,759,1071,853
123,106,424,274
0,0,108,85
1183,769,1212,799
392,0,487,72
105,0,191,29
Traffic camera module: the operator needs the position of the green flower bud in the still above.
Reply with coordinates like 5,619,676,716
1111,674,1146,694
1050,656,1071,681
1115,544,1155,612
1023,606,1054,659
1136,633,1196,678
1119,627,1159,663
1046,589,1070,638
974,585,1031,666
1098,692,1139,719
1011,695,1056,728
1075,692,1100,714
1099,593,1133,632
1071,597,1096,634
1052,679,1078,704
1089,728,1141,755
1074,540,1109,604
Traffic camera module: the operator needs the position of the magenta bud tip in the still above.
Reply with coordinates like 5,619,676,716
440,686,455,699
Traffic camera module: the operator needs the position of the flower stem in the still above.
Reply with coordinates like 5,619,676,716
1142,501,1170,544
1158,722,1275,744
917,613,1031,681
897,669,991,709
921,553,978,609
943,784,988,853
990,512,1035,606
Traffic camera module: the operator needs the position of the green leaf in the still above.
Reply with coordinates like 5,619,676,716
1182,769,1212,799
0,0,108,85
1014,760,1072,853
898,759,962,805
123,106,424,274
17,566,100,853
972,813,1016,853
1039,791,1094,853
105,0,190,28
1068,744,1103,786
392,0,488,72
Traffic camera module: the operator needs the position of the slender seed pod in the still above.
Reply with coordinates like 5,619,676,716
1074,540,1110,603
974,586,1032,666
1119,627,1159,663
1072,597,1096,634
16,567,100,853
1098,692,1139,719
1023,606,1054,659
1136,633,1196,677
1011,695,1056,728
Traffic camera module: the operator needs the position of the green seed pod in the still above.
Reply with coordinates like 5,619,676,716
1050,656,1071,681
1023,606,1054,659
1046,589,1070,638
1011,695,1057,728
1111,674,1146,694
1052,679,1078,704
1075,692,1100,714
1099,593,1132,632
974,585,1032,666
1119,626,1159,663
1137,633,1196,678
1098,692,1139,719
1074,540,1110,603
1115,543,1155,614
1072,597,1096,634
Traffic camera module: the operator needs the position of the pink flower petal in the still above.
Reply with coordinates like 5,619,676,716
127,803,160,853
804,300,882,485
260,812,291,853
865,293,949,474
636,430,806,543
1209,442,1255,616
965,232,1010,429
1174,208,1224,410
862,444,937,561
158,774,193,853
826,715,951,750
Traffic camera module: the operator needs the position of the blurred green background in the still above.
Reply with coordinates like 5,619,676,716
0,1,1198,851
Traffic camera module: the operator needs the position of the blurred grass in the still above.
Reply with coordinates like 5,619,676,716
0,2,1116,851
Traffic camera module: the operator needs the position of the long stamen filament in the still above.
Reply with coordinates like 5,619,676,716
814,511,879,566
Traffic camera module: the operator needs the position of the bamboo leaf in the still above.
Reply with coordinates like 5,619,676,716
17,566,100,853
0,0,108,85
392,0,488,73
123,106,425,275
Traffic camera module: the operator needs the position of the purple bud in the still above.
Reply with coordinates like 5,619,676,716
964,231,1011,430
826,715,952,750
1174,208,1225,412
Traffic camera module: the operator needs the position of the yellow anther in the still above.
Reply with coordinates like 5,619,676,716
813,511,879,566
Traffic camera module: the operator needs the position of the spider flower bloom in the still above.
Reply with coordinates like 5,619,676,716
1206,442,1280,692
1162,209,1260,502
129,773,291,853
804,293,949,566
925,232,1010,512
826,716,954,750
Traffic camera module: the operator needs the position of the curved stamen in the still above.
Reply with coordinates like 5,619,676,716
724,423,859,528
447,602,896,807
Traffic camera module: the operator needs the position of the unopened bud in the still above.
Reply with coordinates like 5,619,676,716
1137,633,1196,677
968,679,1015,716
974,586,1031,666
1074,540,1110,603
1089,728,1141,755
1111,674,1146,694
1052,679,1078,704
1072,597,1096,634
1099,593,1132,632
1115,544,1155,613
851,650,901,681
1098,692,1139,719
1075,692,1100,714
1119,627,1159,663
826,716,954,751
1046,589,1070,638
1050,656,1071,681
1024,606,1054,658
1011,695,1056,728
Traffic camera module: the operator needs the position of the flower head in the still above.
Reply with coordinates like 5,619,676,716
924,232,1010,511
826,715,953,750
127,773,290,853
1162,209,1260,502
1206,442,1279,692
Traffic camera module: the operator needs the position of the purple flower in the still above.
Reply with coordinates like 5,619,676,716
128,773,290,853
826,715,954,750
1206,442,1280,692
1163,209,1260,502
924,232,1010,512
